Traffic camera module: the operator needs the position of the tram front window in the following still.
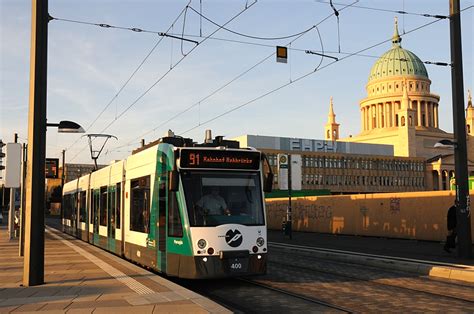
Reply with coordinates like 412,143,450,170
182,171,265,227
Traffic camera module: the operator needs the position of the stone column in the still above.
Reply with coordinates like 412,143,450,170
431,102,435,127
367,106,370,130
438,171,443,191
392,101,396,127
361,107,365,131
428,102,432,127
424,101,430,127
371,104,375,129
378,103,381,128
375,103,379,128
417,100,422,126
364,106,367,130
434,103,438,128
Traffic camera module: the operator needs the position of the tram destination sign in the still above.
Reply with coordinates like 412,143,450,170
180,149,260,170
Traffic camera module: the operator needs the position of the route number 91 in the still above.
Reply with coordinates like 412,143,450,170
189,153,200,166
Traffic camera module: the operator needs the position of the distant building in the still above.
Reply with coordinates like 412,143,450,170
233,134,425,194
63,163,105,183
45,163,105,213
233,18,474,193
341,18,474,190
233,134,393,156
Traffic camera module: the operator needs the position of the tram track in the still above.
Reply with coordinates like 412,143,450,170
269,241,474,289
173,276,352,313
237,277,353,313
268,244,474,305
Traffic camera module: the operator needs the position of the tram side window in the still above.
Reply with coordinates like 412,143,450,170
168,192,183,237
130,176,150,233
90,189,95,224
79,191,86,222
116,183,121,228
100,186,107,226
109,187,116,227
62,194,71,220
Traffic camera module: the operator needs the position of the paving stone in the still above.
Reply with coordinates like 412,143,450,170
0,225,222,314
96,305,155,314
65,308,94,314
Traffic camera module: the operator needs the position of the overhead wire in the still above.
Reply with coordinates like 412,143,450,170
65,2,192,161
74,0,259,160
177,14,450,136
97,0,258,134
314,0,449,19
186,5,319,41
65,2,473,161
107,0,352,154
50,16,198,44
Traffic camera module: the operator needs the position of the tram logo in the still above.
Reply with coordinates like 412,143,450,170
225,229,243,247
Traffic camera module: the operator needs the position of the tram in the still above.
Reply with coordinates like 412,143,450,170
62,132,273,279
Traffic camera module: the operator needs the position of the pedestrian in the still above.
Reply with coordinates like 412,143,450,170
444,200,457,253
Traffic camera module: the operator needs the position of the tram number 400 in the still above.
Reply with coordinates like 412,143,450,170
230,262,242,270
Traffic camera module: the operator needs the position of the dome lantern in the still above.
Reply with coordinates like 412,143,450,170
368,17,428,83
392,17,402,48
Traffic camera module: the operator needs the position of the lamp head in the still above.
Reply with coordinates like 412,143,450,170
57,120,84,133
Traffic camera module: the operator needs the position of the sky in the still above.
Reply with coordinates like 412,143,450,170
0,0,473,164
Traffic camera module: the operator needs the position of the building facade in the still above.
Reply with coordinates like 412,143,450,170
233,135,425,194
339,18,473,191
234,18,473,193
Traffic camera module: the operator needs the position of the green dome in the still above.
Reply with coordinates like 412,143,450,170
368,47,428,82
368,17,428,82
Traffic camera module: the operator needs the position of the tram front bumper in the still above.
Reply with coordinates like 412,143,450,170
174,252,267,279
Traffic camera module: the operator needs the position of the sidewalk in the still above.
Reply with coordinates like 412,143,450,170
0,225,230,313
268,229,474,282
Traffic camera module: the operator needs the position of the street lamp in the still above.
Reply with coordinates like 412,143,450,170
46,120,84,133
434,139,457,149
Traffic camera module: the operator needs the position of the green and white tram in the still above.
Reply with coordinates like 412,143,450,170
62,134,273,279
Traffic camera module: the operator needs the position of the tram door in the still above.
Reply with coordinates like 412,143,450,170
92,189,100,245
107,185,116,253
156,155,167,272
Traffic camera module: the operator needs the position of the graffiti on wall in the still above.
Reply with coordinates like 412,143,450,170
390,198,401,214
265,202,333,222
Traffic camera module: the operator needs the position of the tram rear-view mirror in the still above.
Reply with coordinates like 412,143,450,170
169,170,179,191
263,173,274,193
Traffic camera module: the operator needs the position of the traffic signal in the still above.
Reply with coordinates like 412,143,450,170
0,140,5,171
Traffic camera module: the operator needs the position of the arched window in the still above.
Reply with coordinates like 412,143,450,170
432,170,439,190
467,124,471,133
442,171,448,190
401,116,405,126
327,130,330,139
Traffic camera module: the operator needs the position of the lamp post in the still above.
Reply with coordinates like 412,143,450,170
23,0,49,287
23,117,84,284
449,0,472,259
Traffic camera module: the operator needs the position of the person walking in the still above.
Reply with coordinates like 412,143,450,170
444,201,457,253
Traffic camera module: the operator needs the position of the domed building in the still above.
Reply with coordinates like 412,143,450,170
332,18,474,190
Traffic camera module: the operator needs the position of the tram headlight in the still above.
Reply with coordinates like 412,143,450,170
256,237,265,247
197,239,207,249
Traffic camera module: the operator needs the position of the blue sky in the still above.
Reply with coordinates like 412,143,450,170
1,0,473,164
